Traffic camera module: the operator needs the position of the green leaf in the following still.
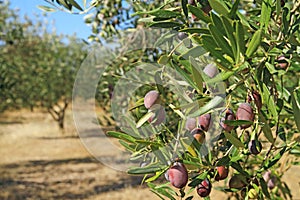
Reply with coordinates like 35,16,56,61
230,163,249,177
57,0,72,10
259,113,275,143
259,178,271,198
201,35,232,67
136,112,154,128
245,29,262,58
221,16,237,60
106,131,137,143
37,5,57,12
260,0,272,31
179,46,207,60
128,163,165,174
223,120,253,126
225,132,244,148
291,90,300,132
69,0,83,11
216,156,230,166
171,60,198,90
235,21,246,55
188,5,211,23
209,24,234,59
149,10,181,18
262,83,278,120
182,0,188,18
208,0,229,15
189,96,224,117
149,21,183,28
190,56,204,94
179,28,210,34
145,169,167,182
158,55,170,65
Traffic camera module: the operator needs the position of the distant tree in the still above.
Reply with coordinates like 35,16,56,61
0,1,87,129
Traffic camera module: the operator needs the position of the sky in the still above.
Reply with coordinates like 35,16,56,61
9,0,91,40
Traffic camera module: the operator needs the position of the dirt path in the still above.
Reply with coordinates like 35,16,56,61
0,109,299,200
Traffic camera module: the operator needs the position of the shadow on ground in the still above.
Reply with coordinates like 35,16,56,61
0,157,145,200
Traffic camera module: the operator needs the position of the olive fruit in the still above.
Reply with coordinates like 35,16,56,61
167,162,188,189
188,0,196,5
178,32,188,40
220,108,235,132
144,90,160,109
191,128,206,143
185,117,197,131
229,174,247,189
198,113,211,131
196,179,212,197
148,105,166,126
263,171,276,189
248,188,258,199
215,166,229,181
252,90,262,111
203,63,218,78
276,55,289,69
236,103,254,129
248,139,262,155
267,177,276,189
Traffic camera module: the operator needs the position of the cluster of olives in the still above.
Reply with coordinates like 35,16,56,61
143,90,166,125
165,161,229,197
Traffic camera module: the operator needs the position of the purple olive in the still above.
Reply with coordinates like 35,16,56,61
178,32,188,40
198,113,211,131
252,91,262,111
168,162,188,189
201,4,212,15
144,90,160,109
185,118,197,131
196,179,212,197
188,0,196,5
267,177,276,189
236,103,254,129
263,171,271,182
276,55,289,69
220,108,235,132
148,105,166,126
248,139,262,155
215,166,229,181
191,128,206,143
203,63,218,78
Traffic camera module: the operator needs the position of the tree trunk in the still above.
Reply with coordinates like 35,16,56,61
47,100,68,131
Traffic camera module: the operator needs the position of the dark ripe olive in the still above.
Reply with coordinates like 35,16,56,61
185,117,196,131
252,90,262,111
188,0,196,5
168,162,188,189
191,128,206,143
220,108,235,132
148,105,166,126
203,63,218,78
276,55,289,69
263,171,271,182
236,103,254,129
229,174,247,189
281,0,285,6
215,166,229,181
248,139,262,155
144,90,160,109
198,113,211,131
196,179,211,197
178,32,188,40
267,177,276,189
201,4,212,15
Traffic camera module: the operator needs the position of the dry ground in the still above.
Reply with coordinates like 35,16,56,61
0,108,299,200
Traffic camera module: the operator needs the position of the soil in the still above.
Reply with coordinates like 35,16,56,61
0,109,299,200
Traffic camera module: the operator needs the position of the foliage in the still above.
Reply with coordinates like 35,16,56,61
0,1,87,129
43,0,300,199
